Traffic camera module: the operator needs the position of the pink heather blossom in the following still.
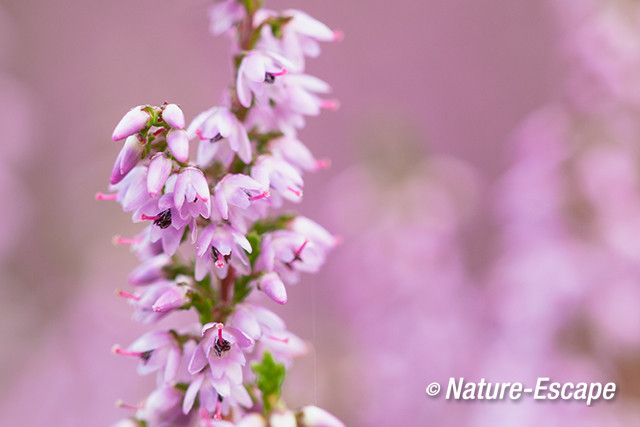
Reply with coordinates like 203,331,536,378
268,134,328,173
257,230,329,284
112,105,150,141
186,324,253,413
128,253,171,286
147,153,172,197
174,167,212,220
299,406,345,427
119,279,191,324
162,103,185,129
255,272,287,304
236,51,290,108
213,174,269,230
167,129,190,162
108,165,151,213
134,385,187,426
208,0,245,37
188,107,252,165
194,223,252,281
110,134,146,185
251,155,303,205
113,330,182,383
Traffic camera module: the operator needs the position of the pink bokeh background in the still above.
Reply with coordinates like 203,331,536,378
2,0,640,425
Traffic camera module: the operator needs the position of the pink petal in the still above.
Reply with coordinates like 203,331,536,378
167,129,190,162
162,103,185,129
112,105,150,141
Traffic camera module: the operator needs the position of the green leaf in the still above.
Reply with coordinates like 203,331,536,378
251,352,286,413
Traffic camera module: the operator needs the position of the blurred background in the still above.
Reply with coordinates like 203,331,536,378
2,0,640,425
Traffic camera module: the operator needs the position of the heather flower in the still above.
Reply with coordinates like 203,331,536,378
236,50,290,108
167,129,190,162
189,107,252,165
119,278,191,324
110,134,146,185
174,167,212,220
299,406,345,427
251,155,303,205
162,103,185,129
186,323,253,413
113,330,182,383
268,134,329,173
257,230,329,283
108,165,151,213
255,272,287,305
213,174,269,231
147,153,172,197
112,105,151,141
208,0,245,37
194,223,252,280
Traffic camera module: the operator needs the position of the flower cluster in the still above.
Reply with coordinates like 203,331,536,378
99,1,343,425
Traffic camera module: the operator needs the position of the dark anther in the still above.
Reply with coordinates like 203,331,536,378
211,246,221,262
213,338,231,357
140,350,153,363
217,394,224,403
153,209,172,229
264,73,276,84
210,133,223,143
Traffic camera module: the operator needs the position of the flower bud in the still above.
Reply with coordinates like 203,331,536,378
299,406,344,427
112,105,150,141
269,411,296,427
147,153,172,197
162,103,185,129
152,286,188,312
167,129,190,162
110,135,145,185
259,272,287,304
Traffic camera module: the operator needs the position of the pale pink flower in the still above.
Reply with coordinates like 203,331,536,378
112,105,151,141
110,134,146,185
162,103,185,129
167,129,190,162
236,51,290,108
208,0,245,36
188,107,252,165
251,155,303,205
174,167,212,220
194,223,252,281
147,153,172,197
113,330,182,383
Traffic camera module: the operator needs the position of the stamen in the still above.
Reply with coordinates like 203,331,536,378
210,133,223,143
248,190,270,201
142,210,172,229
115,399,141,411
320,99,340,111
140,214,161,221
266,334,290,344
214,398,222,420
115,289,141,301
287,187,303,197
212,246,225,269
294,239,309,260
264,68,287,84
95,192,117,200
112,235,142,245
112,344,144,358
213,325,231,357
